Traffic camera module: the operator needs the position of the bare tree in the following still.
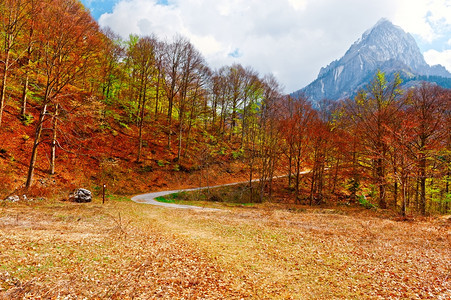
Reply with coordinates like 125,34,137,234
0,0,31,125
407,83,448,214
280,94,316,202
162,36,187,150
174,41,208,162
256,74,283,202
25,0,100,189
126,35,158,162
343,71,403,208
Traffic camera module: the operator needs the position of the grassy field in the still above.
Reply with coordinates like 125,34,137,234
0,196,450,299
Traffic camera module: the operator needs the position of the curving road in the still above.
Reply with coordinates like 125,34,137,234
131,187,223,211
131,179,264,211
131,174,304,210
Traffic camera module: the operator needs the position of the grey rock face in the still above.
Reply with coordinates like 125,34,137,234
69,188,92,203
294,18,451,105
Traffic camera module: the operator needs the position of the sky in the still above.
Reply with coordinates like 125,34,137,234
80,0,451,93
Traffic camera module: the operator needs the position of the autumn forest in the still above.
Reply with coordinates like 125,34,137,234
1,0,451,298
1,0,450,216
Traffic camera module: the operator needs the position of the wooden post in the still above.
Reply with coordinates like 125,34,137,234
102,184,106,204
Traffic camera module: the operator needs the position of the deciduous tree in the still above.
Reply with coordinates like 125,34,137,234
407,83,448,214
344,71,403,208
25,0,100,189
0,0,31,125
280,94,315,202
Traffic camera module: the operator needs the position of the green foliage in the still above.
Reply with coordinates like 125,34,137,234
357,195,375,209
346,178,360,197
232,148,244,160
445,193,451,211
157,160,168,167
92,185,104,196
160,185,261,204
21,114,34,126
408,75,451,89
364,184,377,199
217,147,226,155
105,109,122,123
155,196,171,203
99,122,111,131
375,70,387,90
393,73,404,95
107,194,131,202
138,165,153,173
201,131,217,145
119,122,129,129
155,192,186,203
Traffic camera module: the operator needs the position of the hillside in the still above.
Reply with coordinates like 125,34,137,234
0,0,270,200
0,94,251,198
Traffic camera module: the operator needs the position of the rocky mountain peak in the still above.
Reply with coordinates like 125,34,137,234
296,18,451,104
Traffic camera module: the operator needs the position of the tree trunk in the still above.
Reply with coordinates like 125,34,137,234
376,157,387,209
331,157,340,195
50,104,59,175
394,180,398,207
401,179,406,217
419,152,427,215
294,151,301,204
154,73,160,120
288,147,293,187
167,96,173,150
184,99,197,158
25,103,48,189
0,52,10,126
20,73,30,117
137,85,147,163
177,121,183,162
20,40,33,118
415,176,419,211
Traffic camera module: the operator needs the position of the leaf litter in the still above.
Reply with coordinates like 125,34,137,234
0,199,449,299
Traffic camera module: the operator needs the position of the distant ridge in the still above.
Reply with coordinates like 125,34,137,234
293,18,451,104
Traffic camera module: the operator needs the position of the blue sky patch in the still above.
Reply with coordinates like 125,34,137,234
228,48,242,58
80,0,118,19
157,0,169,5
81,0,170,20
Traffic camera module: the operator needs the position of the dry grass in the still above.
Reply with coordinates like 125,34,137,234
152,205,450,299
0,199,246,299
0,198,450,299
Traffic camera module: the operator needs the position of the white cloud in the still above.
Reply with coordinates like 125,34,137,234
288,0,307,11
424,49,451,72
392,0,451,43
99,0,451,93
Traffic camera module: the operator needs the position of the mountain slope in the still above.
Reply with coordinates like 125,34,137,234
294,18,451,103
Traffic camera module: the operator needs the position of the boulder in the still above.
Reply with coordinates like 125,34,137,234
5,195,20,202
69,188,92,203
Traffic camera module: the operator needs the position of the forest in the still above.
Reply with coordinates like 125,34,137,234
1,0,450,216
